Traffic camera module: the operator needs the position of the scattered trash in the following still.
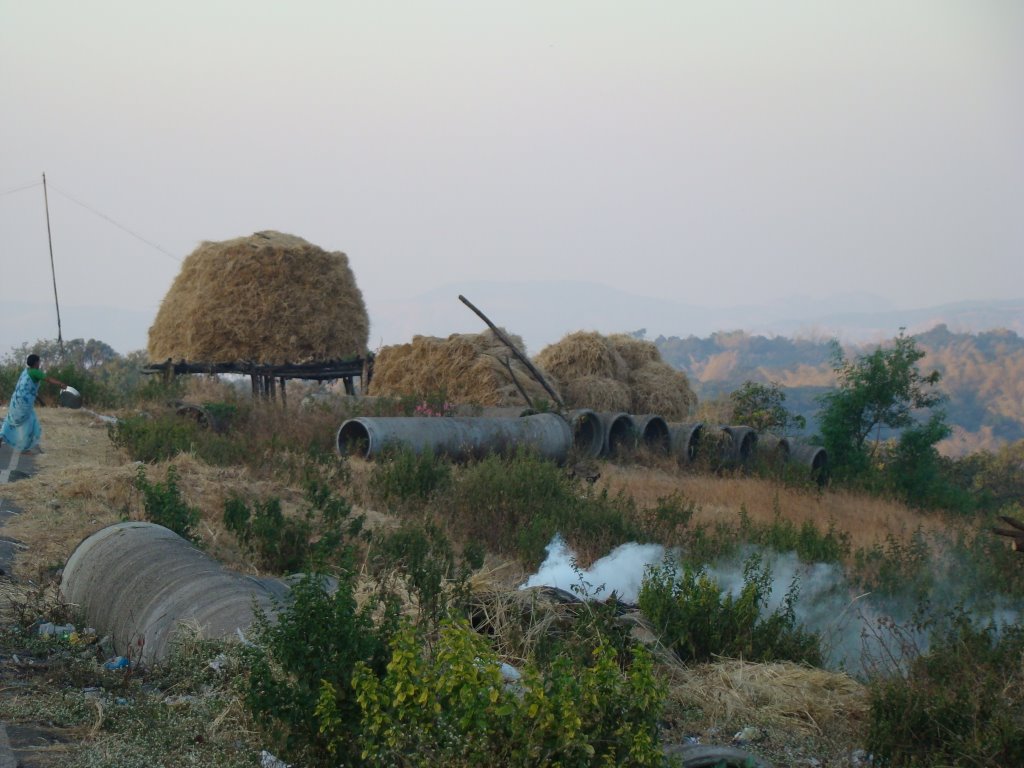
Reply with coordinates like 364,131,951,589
103,656,130,670
260,750,292,768
732,726,764,745
38,622,75,638
208,653,229,673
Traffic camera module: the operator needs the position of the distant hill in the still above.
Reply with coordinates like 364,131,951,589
655,325,1024,455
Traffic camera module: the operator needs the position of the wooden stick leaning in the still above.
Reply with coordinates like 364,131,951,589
458,294,564,409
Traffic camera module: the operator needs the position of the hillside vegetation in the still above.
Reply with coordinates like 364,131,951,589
656,324,1024,453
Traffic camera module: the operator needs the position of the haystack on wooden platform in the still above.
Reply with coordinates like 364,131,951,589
534,332,696,420
148,231,369,366
369,329,558,408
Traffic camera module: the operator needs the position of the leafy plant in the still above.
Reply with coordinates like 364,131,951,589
730,380,807,435
369,445,452,510
639,553,822,666
326,617,668,768
133,465,200,542
867,611,1024,766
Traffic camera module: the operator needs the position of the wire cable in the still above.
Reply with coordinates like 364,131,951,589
47,182,180,262
0,180,42,198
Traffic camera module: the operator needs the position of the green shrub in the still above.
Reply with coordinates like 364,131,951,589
739,501,851,564
133,465,200,542
325,617,667,768
446,450,642,567
867,612,1024,766
639,554,822,666
851,530,934,604
241,571,397,767
224,480,363,574
109,411,247,465
368,445,452,510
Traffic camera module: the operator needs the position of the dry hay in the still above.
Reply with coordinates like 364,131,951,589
563,375,632,413
534,331,696,418
629,362,696,421
148,230,369,365
607,334,661,369
534,331,629,383
368,329,557,407
665,659,868,735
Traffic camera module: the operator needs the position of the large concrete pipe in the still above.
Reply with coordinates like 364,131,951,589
669,422,704,463
787,442,828,485
721,426,758,463
755,434,791,466
596,412,637,457
336,413,573,464
60,522,289,665
567,409,603,459
633,414,670,454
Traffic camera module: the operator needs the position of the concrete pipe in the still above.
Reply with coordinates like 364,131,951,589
633,414,670,454
787,442,829,484
60,522,289,665
721,426,758,463
669,422,704,463
596,412,637,457
567,409,603,459
336,413,573,464
755,434,791,465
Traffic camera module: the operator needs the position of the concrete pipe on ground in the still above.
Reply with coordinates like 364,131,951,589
632,414,671,454
721,426,758,463
336,413,573,464
669,422,704,463
596,412,637,457
787,442,829,485
755,434,791,466
60,522,289,665
566,409,603,459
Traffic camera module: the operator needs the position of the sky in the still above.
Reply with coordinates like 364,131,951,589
2,1,1022,354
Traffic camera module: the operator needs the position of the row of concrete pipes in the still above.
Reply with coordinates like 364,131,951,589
336,410,827,478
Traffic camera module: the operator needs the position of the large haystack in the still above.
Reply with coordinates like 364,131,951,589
534,332,696,420
369,329,559,408
148,231,369,365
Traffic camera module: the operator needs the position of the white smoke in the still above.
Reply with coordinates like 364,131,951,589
519,534,666,603
519,535,1024,679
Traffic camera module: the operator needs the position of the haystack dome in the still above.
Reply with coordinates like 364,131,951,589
148,231,369,366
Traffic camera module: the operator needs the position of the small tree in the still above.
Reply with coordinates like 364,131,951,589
817,331,945,481
730,380,806,435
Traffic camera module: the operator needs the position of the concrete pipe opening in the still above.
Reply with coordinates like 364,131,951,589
567,409,603,459
788,442,828,485
336,414,573,464
755,434,791,466
597,412,637,457
60,522,289,666
669,423,704,463
633,414,670,454
722,426,758,463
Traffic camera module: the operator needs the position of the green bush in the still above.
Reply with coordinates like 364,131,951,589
109,412,247,465
224,480,364,574
322,617,668,768
867,613,1024,766
639,554,822,666
368,445,452,510
241,571,397,767
447,450,642,567
739,502,851,565
133,465,200,542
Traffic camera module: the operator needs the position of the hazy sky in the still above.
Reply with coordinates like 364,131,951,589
2,1,1022,352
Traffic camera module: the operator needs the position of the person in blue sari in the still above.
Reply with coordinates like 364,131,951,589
1,354,67,453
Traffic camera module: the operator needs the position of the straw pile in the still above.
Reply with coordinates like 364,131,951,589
148,231,369,365
665,659,868,735
534,332,696,419
368,329,558,407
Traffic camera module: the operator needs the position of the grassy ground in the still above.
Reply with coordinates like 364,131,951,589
0,404,991,766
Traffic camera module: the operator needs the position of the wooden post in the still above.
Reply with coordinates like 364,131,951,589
280,377,287,408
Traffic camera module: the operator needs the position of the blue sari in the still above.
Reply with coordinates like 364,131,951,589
1,368,43,451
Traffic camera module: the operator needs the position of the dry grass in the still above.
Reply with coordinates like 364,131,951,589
598,463,950,555
663,658,868,735
148,230,369,365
